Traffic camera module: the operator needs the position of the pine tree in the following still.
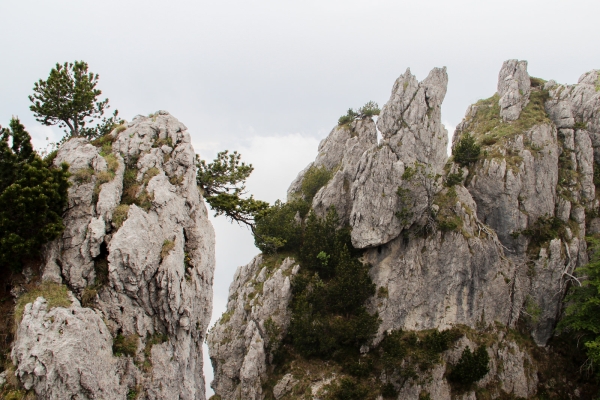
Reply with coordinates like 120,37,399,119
0,118,70,270
29,61,119,139
197,150,269,229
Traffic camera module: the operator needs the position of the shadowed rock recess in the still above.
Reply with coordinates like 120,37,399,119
10,112,215,399
208,61,600,399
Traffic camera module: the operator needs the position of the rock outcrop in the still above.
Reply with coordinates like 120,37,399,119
11,111,215,399
208,256,299,400
209,61,600,399
454,61,598,344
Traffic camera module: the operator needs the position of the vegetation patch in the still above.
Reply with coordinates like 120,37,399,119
14,282,71,327
324,377,370,400
160,240,175,261
121,167,153,210
254,199,310,254
452,133,481,167
457,88,551,164
301,165,333,202
445,171,464,187
73,167,94,183
142,333,168,371
153,136,173,148
338,101,380,126
447,345,490,387
113,333,139,357
142,167,160,185
91,132,116,149
433,187,463,232
518,214,566,256
112,204,130,229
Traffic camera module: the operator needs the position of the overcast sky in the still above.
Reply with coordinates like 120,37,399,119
3,0,600,395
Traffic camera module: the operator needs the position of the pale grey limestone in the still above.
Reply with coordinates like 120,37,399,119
364,185,514,337
14,112,215,399
497,59,531,121
208,256,298,400
273,373,298,399
11,297,127,399
210,62,600,398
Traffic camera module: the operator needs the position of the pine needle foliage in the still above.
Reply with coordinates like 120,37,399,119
338,101,381,125
29,61,120,139
197,150,269,229
288,209,378,359
558,237,600,375
452,133,481,167
447,346,490,385
0,119,69,270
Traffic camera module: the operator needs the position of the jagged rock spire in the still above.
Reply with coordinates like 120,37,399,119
498,59,531,121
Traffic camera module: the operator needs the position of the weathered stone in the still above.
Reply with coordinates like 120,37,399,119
16,112,215,400
498,59,531,121
208,256,299,399
11,297,126,399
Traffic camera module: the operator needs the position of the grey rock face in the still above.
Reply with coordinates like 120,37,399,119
365,186,514,335
292,68,448,249
457,61,598,344
208,256,298,400
498,59,531,121
14,111,215,399
310,119,378,225
12,296,126,399
396,334,537,399
377,67,449,172
209,61,600,399
350,68,448,248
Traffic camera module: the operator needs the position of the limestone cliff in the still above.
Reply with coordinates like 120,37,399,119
9,111,215,399
208,61,600,399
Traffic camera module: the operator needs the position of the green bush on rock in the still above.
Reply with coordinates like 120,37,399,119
447,345,490,385
0,118,70,271
452,133,480,167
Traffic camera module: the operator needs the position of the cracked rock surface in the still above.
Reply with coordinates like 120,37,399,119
209,61,600,399
13,111,215,399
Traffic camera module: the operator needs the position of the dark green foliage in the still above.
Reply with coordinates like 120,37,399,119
287,210,378,359
127,389,138,400
558,237,600,375
530,77,547,88
338,101,380,125
338,109,358,125
326,377,369,400
395,187,413,225
521,215,565,245
594,162,600,187
445,171,463,187
197,150,269,228
120,167,153,210
380,383,397,398
29,61,120,139
301,165,333,202
452,133,480,167
0,119,69,270
253,199,309,254
113,333,138,357
447,346,490,385
379,328,462,373
358,101,381,117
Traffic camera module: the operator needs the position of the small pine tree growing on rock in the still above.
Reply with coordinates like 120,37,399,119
452,133,480,166
29,61,120,139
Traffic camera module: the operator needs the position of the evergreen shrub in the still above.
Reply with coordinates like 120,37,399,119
452,133,480,167
447,345,490,385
